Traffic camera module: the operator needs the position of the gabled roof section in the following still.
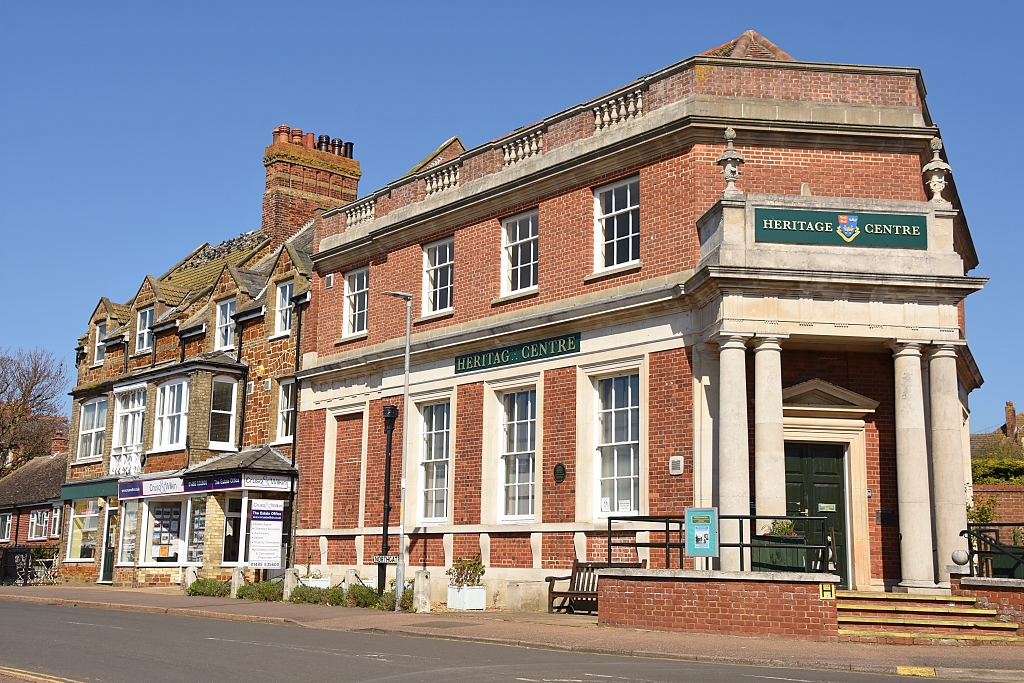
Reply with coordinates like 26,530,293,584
404,136,466,177
0,453,68,507
701,30,795,62
159,230,268,290
187,445,296,475
782,379,878,419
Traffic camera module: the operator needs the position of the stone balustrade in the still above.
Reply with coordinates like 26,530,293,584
502,130,544,166
345,197,376,227
425,162,461,195
593,89,644,132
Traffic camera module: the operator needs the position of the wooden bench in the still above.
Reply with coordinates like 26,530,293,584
545,560,646,614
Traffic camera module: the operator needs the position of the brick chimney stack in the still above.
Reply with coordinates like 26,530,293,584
262,124,361,250
1007,401,1019,444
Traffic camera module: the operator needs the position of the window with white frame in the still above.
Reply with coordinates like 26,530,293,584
118,499,140,563
0,513,11,542
136,307,154,352
597,373,641,514
154,379,188,449
421,402,450,521
185,496,207,563
146,500,182,562
501,389,536,518
50,506,62,537
216,299,236,350
344,268,369,335
594,177,640,270
222,496,243,563
94,321,106,363
112,387,146,476
77,397,107,461
503,211,538,294
423,238,454,314
208,377,236,449
277,380,295,441
67,500,99,559
28,509,49,540
275,281,294,335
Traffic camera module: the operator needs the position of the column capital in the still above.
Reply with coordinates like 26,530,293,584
713,332,752,351
886,340,925,357
925,342,963,360
751,334,788,352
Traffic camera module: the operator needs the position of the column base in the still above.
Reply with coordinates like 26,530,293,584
893,581,949,596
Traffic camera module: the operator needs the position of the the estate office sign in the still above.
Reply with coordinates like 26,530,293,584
455,332,580,374
754,209,927,249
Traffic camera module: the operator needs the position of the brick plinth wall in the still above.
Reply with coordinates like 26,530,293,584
952,576,1024,635
973,485,1024,524
598,572,839,640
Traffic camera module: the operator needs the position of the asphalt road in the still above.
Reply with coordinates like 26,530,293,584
0,602,986,683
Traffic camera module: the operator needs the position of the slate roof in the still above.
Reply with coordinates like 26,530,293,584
187,445,296,475
701,30,795,62
159,231,268,290
0,453,68,508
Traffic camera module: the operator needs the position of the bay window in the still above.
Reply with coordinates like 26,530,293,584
77,397,107,461
208,377,237,450
154,379,188,449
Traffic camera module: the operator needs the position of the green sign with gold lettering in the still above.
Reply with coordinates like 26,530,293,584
755,208,927,249
455,332,580,374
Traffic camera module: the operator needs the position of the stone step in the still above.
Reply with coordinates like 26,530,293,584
839,628,1024,645
837,614,1020,630
836,603,998,617
835,590,975,604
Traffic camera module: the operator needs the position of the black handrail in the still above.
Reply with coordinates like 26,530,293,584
606,514,832,571
960,523,1024,579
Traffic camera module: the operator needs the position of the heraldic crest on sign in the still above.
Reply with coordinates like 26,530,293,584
837,214,860,242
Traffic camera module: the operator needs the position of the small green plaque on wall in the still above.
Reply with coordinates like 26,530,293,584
754,208,927,249
553,463,567,483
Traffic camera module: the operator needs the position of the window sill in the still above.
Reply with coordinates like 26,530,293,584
146,446,186,456
268,331,291,341
491,288,538,306
417,519,449,527
215,346,235,353
334,331,368,346
132,350,152,357
27,537,48,542
62,558,95,563
584,260,643,283
498,517,535,525
89,362,104,369
73,457,103,465
209,444,238,453
414,309,454,325
269,437,294,446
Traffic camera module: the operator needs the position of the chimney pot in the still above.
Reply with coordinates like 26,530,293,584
317,134,331,152
276,125,291,145
344,141,354,158
331,138,344,155
303,132,315,149
290,128,303,144
1007,401,1018,442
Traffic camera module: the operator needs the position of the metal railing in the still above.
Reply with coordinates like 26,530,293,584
961,523,1024,579
606,514,835,572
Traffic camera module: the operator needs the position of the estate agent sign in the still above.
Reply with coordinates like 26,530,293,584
754,209,927,249
455,332,580,374
248,499,285,569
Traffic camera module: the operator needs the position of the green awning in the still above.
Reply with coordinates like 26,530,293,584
61,479,119,500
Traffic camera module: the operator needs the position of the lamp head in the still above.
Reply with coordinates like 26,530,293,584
382,291,413,301
382,404,399,432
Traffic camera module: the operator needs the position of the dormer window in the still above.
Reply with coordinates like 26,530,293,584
94,322,106,363
216,299,236,350
276,281,294,335
136,307,154,352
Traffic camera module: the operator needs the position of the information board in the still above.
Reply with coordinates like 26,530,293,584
248,499,285,569
684,507,719,558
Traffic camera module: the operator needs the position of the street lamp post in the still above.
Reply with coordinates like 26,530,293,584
384,291,412,611
379,404,399,596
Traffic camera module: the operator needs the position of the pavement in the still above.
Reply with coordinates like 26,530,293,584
0,585,1022,683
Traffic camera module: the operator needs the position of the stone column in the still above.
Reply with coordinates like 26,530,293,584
928,343,969,586
718,334,751,571
889,342,937,591
753,336,787,523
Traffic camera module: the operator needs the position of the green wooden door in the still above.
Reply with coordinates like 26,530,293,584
785,443,848,588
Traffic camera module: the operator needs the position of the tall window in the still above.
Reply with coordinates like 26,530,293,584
50,506,62,537
222,497,243,563
216,299,236,350
421,402,450,520
94,322,106,363
595,177,640,269
136,307,154,352
28,509,49,540
423,238,454,314
67,500,99,560
0,513,11,542
275,281,294,335
502,390,536,518
154,379,188,449
208,377,237,449
119,500,140,563
503,211,538,294
597,374,640,514
186,497,207,563
277,380,296,441
112,387,146,476
344,268,369,335
77,397,107,461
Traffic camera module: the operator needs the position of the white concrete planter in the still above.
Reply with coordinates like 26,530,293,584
298,577,331,589
447,585,486,610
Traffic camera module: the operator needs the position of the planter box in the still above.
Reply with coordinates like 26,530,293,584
990,546,1024,580
447,585,486,610
752,535,808,573
298,577,331,589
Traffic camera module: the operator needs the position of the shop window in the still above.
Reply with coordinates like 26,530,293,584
94,322,106,363
501,389,536,519
28,509,49,540
216,299,236,350
67,500,100,560
502,211,538,294
344,268,368,335
0,513,10,542
136,307,154,352
277,380,295,441
597,373,640,514
208,377,237,450
50,506,62,537
594,176,640,270
119,500,139,564
186,497,207,564
147,501,181,562
421,402,450,521
154,379,188,449
222,497,243,563
77,397,107,461
276,280,294,335
423,238,454,314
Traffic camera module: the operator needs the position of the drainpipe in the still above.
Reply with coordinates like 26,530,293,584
235,320,247,449
122,336,129,375
287,292,308,569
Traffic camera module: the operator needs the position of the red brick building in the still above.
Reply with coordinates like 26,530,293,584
294,31,984,608
61,127,360,585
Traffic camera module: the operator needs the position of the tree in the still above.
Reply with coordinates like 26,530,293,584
0,347,69,477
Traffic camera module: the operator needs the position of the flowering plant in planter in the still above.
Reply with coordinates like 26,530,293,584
762,518,798,537
446,555,485,587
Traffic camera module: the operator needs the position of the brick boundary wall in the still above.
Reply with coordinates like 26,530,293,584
597,571,839,640
974,485,1024,524
951,576,1024,635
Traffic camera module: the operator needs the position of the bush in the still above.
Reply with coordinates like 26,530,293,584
973,457,1024,484
400,587,413,612
325,584,346,606
187,578,230,597
378,590,397,611
345,583,378,608
289,585,329,605
236,580,284,602
446,555,485,587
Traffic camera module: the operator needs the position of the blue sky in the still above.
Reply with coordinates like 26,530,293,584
1,1,1020,430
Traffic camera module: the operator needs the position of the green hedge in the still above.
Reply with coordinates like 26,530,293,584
973,458,1024,484
236,580,284,602
186,578,230,597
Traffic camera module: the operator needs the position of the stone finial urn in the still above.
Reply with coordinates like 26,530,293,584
922,137,952,204
716,127,745,196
